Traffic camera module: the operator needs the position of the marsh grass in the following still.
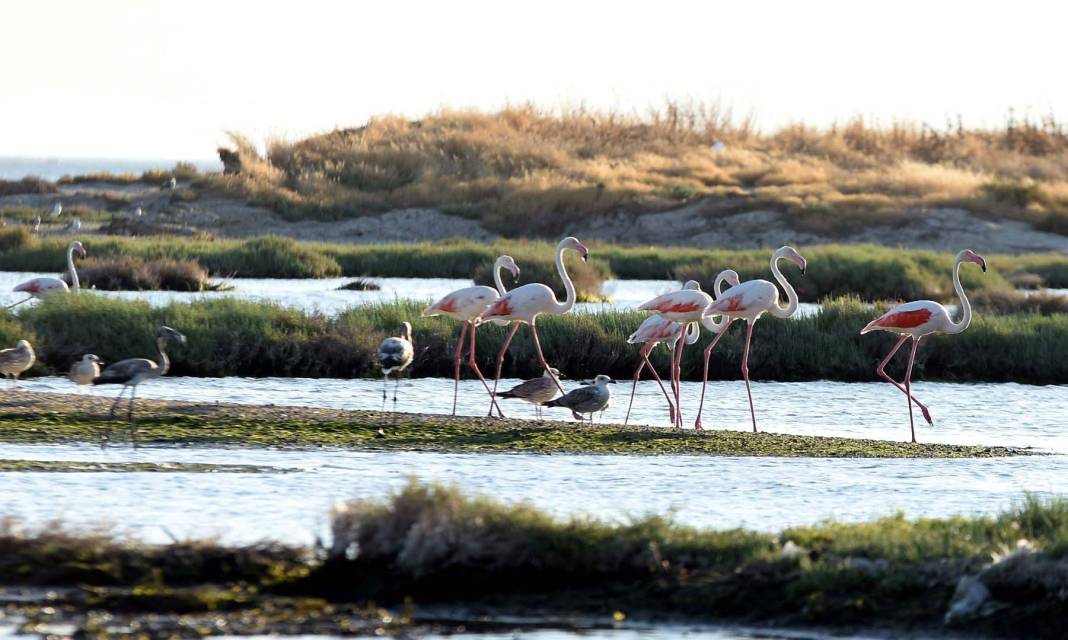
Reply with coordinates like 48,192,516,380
209,105,1068,236
0,177,56,196
0,206,112,224
7,295,1068,383
66,256,223,292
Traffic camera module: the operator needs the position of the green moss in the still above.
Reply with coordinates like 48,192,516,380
0,459,293,473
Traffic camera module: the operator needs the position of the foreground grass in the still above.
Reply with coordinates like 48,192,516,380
2,481,1066,637
5,295,1068,384
0,391,1028,457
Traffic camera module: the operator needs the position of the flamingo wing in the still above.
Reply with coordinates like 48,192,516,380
94,358,156,385
705,280,773,315
637,290,710,317
861,300,945,335
14,277,67,295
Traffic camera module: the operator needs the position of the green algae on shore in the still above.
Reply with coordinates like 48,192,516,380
0,459,293,473
0,392,1031,458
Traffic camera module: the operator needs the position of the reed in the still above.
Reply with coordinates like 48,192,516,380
68,256,221,292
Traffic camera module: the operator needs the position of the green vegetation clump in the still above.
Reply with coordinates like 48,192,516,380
4,295,1068,383
70,256,222,292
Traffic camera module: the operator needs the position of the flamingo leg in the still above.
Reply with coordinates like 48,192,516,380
695,319,733,431
127,386,138,447
4,297,31,310
643,349,676,427
903,337,921,443
393,376,400,403
109,385,129,419
529,323,565,395
451,322,469,416
741,321,757,433
381,371,388,403
468,322,504,417
624,343,652,426
875,334,933,424
490,322,521,416
673,333,688,429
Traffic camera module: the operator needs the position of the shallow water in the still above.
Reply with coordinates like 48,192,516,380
0,272,822,316
18,376,1068,451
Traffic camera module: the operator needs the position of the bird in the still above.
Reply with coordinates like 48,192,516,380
135,207,143,217
482,237,588,412
0,340,36,385
32,215,41,234
93,326,186,441
378,321,414,407
624,280,702,427
495,368,564,418
703,246,808,432
422,255,520,416
69,354,104,389
8,240,86,309
65,218,81,233
48,202,62,217
861,249,987,443
693,269,743,430
165,177,177,190
543,374,616,422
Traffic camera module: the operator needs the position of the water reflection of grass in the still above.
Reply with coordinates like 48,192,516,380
3,480,1066,637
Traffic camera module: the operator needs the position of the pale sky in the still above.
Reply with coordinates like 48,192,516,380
3,0,1066,159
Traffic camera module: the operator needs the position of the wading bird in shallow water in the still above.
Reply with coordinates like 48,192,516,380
702,246,807,433
624,280,702,427
0,340,36,385
544,374,615,422
8,240,86,309
94,326,186,443
861,249,987,443
378,322,414,407
495,368,563,418
483,237,588,412
422,255,520,416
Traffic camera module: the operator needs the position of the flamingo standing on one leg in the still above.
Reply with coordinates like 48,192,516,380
7,240,86,309
378,322,414,408
702,246,807,433
637,270,741,428
861,249,987,443
422,255,520,416
483,237,588,410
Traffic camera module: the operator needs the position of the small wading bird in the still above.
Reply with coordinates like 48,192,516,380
483,237,588,410
94,326,186,442
378,322,414,406
69,354,104,390
495,368,563,418
422,255,520,416
702,246,807,432
0,340,36,385
48,202,62,217
543,374,616,422
8,240,86,309
861,249,987,443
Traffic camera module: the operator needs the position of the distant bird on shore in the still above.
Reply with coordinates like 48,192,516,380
32,215,41,234
544,374,616,422
495,368,563,418
48,202,62,217
422,255,520,416
94,326,186,442
378,322,414,406
69,354,104,389
65,218,81,233
135,207,143,217
483,237,589,412
0,340,36,385
861,249,987,443
702,246,807,433
8,240,86,309
165,177,177,190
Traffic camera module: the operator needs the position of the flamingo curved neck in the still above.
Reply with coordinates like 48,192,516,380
768,253,799,319
66,245,80,291
155,338,170,376
699,271,733,332
946,256,972,334
492,257,508,295
551,241,577,314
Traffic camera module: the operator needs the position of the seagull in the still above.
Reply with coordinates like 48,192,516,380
165,177,177,190
495,368,563,418
32,216,41,233
65,218,81,232
49,202,62,217
0,340,36,385
543,374,616,422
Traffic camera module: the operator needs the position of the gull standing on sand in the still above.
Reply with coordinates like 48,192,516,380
69,354,104,390
378,322,414,407
543,374,616,422
495,368,563,418
0,340,36,385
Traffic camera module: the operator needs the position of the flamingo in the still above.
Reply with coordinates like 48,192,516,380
482,237,588,410
7,240,86,309
624,279,702,427
861,249,987,443
422,255,521,416
378,322,414,406
702,246,807,432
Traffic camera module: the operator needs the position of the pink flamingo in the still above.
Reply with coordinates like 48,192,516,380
483,237,588,407
637,269,740,428
702,246,807,432
422,255,521,416
861,249,986,443
624,280,702,428
7,240,86,309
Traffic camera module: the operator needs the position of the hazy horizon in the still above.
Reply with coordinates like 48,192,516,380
4,0,1066,160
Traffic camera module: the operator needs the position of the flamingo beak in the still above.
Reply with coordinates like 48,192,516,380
511,266,521,282
976,256,987,273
